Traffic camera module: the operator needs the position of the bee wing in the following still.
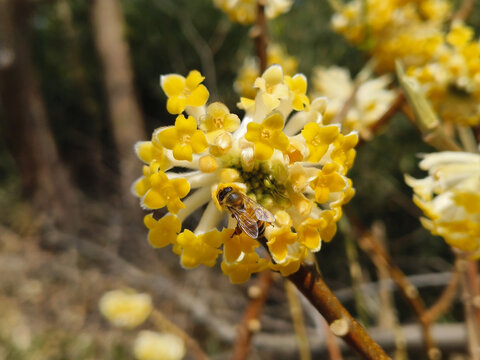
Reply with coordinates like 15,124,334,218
228,206,259,239
243,196,275,223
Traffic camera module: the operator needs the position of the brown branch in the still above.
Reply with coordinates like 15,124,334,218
452,0,475,22
252,0,268,73
422,263,460,324
231,269,274,360
357,231,440,360
288,264,391,360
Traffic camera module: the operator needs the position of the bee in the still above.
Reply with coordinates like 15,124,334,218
217,186,275,239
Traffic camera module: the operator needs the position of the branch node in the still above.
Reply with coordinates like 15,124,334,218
330,317,351,337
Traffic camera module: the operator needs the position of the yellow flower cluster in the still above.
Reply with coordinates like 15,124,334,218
405,151,480,255
99,289,153,328
132,65,357,283
310,65,397,139
214,0,293,24
235,44,298,99
331,0,450,72
406,22,480,126
134,331,186,360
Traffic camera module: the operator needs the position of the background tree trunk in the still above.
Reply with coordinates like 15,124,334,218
0,0,77,229
90,0,146,216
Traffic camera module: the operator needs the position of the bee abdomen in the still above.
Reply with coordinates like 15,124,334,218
257,221,266,238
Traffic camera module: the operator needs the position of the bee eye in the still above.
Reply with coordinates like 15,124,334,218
218,187,233,202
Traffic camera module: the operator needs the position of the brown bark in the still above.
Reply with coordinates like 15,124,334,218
0,0,77,227
90,0,146,215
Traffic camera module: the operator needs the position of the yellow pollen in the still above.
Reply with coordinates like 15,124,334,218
261,129,271,140
312,135,322,146
213,117,224,129
181,134,191,143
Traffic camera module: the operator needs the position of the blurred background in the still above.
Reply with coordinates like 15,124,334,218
0,0,479,359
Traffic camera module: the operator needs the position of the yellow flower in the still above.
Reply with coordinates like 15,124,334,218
161,70,209,114
99,289,152,329
134,331,186,360
254,65,289,111
285,74,309,111
158,115,208,161
141,170,190,213
223,232,260,263
245,112,290,160
265,226,298,263
296,218,324,251
221,252,269,284
199,102,240,142
135,140,169,169
310,163,348,204
301,123,340,163
144,214,181,248
175,229,224,268
447,22,474,48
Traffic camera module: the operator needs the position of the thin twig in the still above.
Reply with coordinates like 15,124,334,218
252,1,268,73
231,270,274,360
422,262,460,324
285,280,312,360
451,0,475,22
356,229,440,360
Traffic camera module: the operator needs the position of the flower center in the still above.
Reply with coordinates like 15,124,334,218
261,128,272,140
213,116,224,129
181,134,191,144
311,135,322,146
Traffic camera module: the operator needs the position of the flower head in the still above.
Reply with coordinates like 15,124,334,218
405,151,480,254
133,66,357,283
214,0,293,24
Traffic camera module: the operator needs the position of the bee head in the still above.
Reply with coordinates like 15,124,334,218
217,186,233,203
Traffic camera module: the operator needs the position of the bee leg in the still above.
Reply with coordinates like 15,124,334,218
231,225,242,238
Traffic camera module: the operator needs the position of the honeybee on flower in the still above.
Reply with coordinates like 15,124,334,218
132,65,358,283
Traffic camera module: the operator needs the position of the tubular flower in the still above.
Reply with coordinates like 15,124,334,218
406,22,480,126
331,0,450,73
199,102,240,142
214,0,293,25
133,65,357,283
405,152,480,255
161,70,209,115
158,115,208,161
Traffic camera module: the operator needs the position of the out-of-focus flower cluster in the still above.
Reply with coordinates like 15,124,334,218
132,65,358,283
331,0,450,73
310,65,397,140
99,289,186,360
235,44,298,99
406,22,480,126
134,331,186,360
405,152,480,255
214,0,293,24
99,289,153,329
